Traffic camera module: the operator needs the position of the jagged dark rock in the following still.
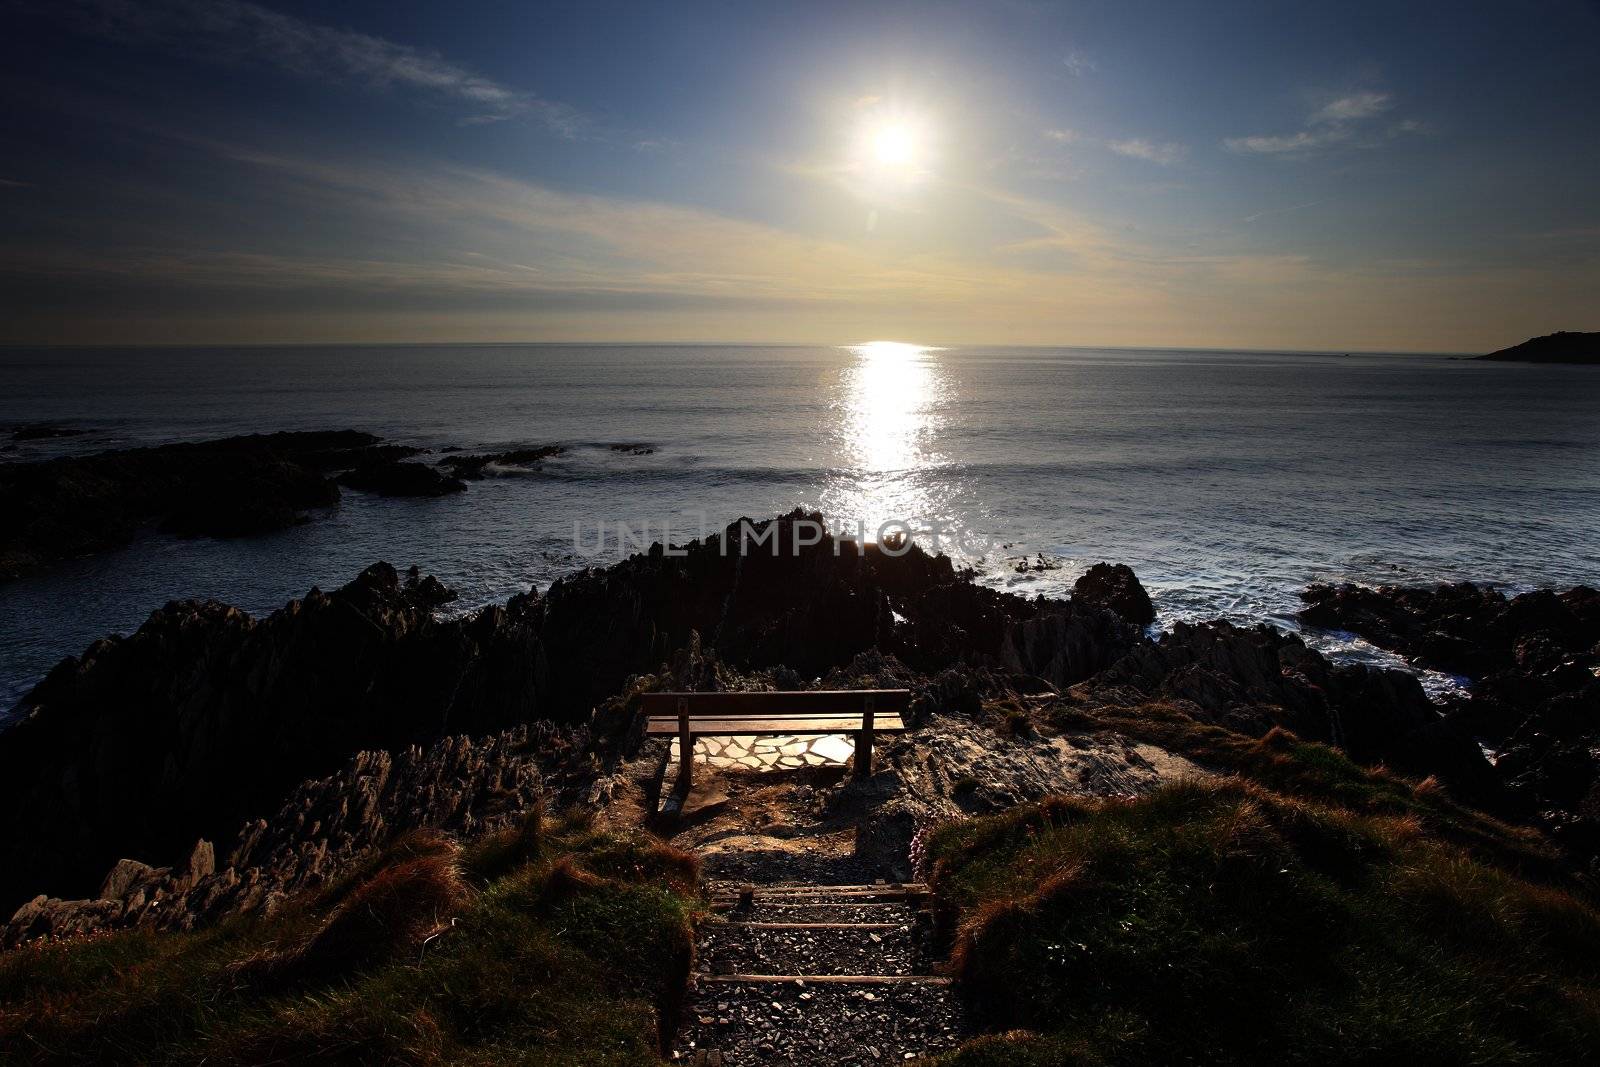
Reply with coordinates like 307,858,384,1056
6,511,1586,934
0,429,425,579
538,511,1142,710
1090,620,1502,808
1477,331,1600,364
339,459,466,496
0,513,1141,913
436,446,565,479
1,724,578,946
1300,580,1600,863
1072,562,1157,625
0,563,547,913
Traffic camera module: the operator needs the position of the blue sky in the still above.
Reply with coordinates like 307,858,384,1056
2,0,1597,349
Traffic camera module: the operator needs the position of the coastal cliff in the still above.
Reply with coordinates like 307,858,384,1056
1477,330,1600,363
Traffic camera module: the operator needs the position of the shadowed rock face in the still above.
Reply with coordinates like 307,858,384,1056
436,446,565,479
0,563,547,912
1,724,581,948
1300,580,1600,856
0,430,424,579
535,511,1143,709
1301,581,1600,677
1094,619,1502,809
0,512,1146,913
1072,562,1157,626
338,459,466,497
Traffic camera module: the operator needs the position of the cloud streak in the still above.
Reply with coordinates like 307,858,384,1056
1226,89,1410,157
54,0,581,129
1107,138,1187,165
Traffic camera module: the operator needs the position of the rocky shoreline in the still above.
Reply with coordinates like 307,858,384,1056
0,429,429,579
0,428,593,580
2,512,1597,949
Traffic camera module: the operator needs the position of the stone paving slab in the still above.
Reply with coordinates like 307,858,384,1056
670,733,855,769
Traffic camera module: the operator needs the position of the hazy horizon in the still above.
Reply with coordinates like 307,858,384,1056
0,338,1490,355
3,1,1598,351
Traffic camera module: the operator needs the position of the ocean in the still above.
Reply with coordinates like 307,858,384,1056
3,342,1598,710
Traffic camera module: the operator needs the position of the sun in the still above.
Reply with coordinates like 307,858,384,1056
871,121,919,168
854,108,930,180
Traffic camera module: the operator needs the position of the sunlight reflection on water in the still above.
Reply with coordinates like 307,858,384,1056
825,340,953,536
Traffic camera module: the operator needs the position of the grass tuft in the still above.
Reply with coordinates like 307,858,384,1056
0,820,699,1066
929,775,1600,1066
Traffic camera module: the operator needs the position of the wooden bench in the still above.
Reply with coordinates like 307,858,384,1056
642,690,911,795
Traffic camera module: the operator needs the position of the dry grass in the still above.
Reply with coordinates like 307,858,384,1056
929,774,1600,1066
0,818,699,1066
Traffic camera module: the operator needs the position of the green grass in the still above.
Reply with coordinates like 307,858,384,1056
1048,702,1559,876
927,769,1600,1067
0,810,699,1065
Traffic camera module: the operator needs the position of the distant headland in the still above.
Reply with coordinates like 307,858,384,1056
1477,331,1600,363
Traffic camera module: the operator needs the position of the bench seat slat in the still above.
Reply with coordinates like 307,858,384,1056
647,714,905,736
639,690,909,716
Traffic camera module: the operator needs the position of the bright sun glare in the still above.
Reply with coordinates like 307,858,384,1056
871,122,918,167
856,109,928,180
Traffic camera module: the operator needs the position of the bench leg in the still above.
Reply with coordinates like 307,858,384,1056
678,730,694,791
676,696,693,792
854,728,874,778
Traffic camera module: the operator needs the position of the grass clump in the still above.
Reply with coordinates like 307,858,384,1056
0,811,699,1066
929,776,1600,1067
1050,702,1558,876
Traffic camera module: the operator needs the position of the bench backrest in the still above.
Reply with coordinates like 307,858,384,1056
639,689,910,719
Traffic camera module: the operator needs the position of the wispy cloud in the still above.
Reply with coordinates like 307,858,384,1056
1062,49,1097,77
1108,138,1187,165
1310,91,1392,123
1241,199,1326,223
53,0,581,130
1227,88,1413,157
1225,131,1336,155
1042,128,1078,144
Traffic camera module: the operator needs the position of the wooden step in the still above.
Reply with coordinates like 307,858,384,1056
709,884,926,899
713,921,903,930
716,882,927,893
698,973,952,986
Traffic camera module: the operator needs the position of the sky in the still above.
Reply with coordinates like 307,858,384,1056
1,0,1598,351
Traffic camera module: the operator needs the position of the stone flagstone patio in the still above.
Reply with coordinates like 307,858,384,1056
668,733,856,770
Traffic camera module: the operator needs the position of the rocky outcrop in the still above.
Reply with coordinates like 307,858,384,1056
1301,580,1600,862
0,430,426,578
437,446,565,479
0,563,548,913
1477,331,1600,364
1301,581,1600,676
339,459,466,496
1071,562,1157,626
2,725,576,947
1089,620,1503,808
0,513,1145,914
539,512,1144,710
